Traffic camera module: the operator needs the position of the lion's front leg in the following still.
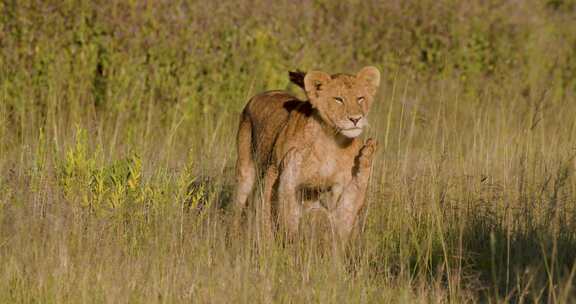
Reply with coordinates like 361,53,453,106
277,149,304,240
331,139,377,243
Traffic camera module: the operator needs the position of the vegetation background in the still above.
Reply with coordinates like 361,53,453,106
1,0,576,302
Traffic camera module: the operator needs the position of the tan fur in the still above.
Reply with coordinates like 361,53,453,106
233,66,380,243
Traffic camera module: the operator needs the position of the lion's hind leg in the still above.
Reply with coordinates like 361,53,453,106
259,165,278,236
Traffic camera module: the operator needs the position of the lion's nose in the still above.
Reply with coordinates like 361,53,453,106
349,115,362,126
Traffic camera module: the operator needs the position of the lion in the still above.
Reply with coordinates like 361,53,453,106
233,66,380,243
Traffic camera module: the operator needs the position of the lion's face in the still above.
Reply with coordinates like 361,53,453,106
304,67,381,138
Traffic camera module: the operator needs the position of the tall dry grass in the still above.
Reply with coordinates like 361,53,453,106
1,0,576,302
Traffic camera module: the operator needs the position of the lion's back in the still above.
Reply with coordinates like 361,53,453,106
243,91,308,167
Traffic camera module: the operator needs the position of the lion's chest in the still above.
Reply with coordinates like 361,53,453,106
301,151,353,188
318,158,336,178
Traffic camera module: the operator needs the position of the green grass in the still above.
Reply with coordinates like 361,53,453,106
1,0,576,302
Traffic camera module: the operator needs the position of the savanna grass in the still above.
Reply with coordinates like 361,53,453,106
1,0,576,302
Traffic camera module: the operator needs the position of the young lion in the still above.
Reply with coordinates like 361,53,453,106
233,66,380,242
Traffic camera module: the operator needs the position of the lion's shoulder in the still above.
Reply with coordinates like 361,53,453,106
246,90,314,119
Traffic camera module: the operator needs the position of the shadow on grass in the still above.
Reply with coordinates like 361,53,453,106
185,175,234,212
360,202,576,302
460,208,576,301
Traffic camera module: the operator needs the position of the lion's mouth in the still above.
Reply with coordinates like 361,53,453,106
339,127,363,138
340,126,363,132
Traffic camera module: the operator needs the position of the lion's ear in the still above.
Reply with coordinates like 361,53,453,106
356,66,381,94
304,71,331,99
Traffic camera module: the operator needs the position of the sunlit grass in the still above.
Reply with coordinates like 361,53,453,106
1,0,576,303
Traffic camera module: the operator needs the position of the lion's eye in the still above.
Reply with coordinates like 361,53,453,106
334,97,344,104
357,96,365,104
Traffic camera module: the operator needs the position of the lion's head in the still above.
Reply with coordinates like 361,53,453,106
303,66,381,138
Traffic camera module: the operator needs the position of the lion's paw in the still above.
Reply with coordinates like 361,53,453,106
358,138,378,169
